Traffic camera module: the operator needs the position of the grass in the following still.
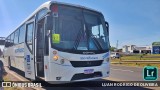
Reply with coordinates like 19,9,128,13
121,56,140,60
111,63,160,69
118,54,160,60
111,59,160,69
111,54,160,68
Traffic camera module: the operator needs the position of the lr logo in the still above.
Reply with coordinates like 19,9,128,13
143,66,158,81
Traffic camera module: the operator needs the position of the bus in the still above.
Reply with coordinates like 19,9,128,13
3,1,110,82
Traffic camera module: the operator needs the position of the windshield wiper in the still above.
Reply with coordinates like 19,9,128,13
73,28,83,50
91,35,103,50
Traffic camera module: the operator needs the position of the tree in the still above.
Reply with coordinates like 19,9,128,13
110,47,116,52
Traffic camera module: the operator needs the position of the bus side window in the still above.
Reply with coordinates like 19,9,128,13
19,25,25,43
10,33,14,46
14,29,20,45
26,22,34,53
37,8,48,20
7,37,10,47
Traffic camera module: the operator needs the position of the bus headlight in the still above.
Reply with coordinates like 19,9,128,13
53,55,59,61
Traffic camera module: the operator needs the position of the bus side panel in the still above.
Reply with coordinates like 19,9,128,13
3,47,9,66
44,38,51,81
14,43,25,71
44,56,50,81
8,43,25,72
9,46,16,68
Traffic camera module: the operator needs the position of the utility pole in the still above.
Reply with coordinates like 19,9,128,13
116,40,118,51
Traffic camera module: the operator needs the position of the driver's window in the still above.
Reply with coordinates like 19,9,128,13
91,24,105,38
92,25,100,38
91,24,106,47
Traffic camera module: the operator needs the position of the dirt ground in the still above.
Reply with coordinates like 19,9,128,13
3,69,35,90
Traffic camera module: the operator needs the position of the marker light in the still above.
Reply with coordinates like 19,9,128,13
53,55,59,61
53,51,57,55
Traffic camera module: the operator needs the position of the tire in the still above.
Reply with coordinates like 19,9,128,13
8,57,12,70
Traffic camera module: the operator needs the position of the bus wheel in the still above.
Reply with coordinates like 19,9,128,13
8,57,12,70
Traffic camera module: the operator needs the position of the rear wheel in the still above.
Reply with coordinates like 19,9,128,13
8,57,12,70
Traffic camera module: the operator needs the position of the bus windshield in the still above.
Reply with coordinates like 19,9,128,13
51,5,109,53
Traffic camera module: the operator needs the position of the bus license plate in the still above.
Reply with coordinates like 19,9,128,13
84,69,94,74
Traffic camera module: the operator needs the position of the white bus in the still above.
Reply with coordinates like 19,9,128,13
3,1,110,82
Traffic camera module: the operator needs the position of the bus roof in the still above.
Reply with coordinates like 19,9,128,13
52,1,102,14
8,1,102,38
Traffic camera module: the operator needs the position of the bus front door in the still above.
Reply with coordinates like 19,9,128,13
36,18,45,78
24,19,36,80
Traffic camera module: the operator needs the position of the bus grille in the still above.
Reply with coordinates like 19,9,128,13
71,72,102,81
70,60,103,67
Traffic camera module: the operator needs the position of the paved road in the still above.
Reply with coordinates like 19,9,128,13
107,64,160,81
0,58,159,90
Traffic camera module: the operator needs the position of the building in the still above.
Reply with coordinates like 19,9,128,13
134,46,151,54
152,42,160,54
122,45,152,54
122,45,136,53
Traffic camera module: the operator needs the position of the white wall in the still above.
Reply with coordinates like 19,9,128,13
122,45,152,53
122,46,128,52
122,45,136,53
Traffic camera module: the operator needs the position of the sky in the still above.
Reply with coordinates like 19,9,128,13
0,0,160,48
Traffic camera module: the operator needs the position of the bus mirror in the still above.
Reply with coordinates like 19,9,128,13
47,30,51,37
105,21,109,35
105,21,107,24
46,15,53,30
105,21,109,28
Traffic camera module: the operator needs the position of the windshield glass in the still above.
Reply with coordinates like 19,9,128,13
51,5,109,53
